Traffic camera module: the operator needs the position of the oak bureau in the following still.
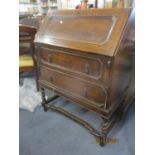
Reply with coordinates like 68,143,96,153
34,8,135,146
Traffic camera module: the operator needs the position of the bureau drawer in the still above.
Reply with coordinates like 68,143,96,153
39,66,107,107
40,47,103,79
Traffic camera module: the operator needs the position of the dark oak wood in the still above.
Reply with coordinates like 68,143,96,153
35,8,132,56
35,8,135,145
19,16,44,29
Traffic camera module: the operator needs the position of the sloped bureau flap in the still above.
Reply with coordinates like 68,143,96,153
35,8,131,56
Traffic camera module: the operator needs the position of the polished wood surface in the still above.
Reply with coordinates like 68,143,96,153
35,8,135,124
40,47,103,79
35,8,132,56
19,16,43,29
40,65,107,107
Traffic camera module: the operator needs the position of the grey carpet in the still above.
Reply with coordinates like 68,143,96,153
19,97,135,155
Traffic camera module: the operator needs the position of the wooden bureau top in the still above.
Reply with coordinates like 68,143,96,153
35,8,133,56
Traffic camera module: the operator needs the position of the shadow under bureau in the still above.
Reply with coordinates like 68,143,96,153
34,8,135,146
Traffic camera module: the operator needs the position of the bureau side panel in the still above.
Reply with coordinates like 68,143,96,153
107,9,135,110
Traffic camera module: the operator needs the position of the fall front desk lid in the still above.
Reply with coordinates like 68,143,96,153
35,8,132,56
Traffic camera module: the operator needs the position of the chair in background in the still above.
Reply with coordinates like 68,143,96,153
19,24,39,91
19,16,41,29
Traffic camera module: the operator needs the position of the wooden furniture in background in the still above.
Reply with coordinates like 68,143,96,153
19,25,39,91
19,16,41,29
35,8,135,146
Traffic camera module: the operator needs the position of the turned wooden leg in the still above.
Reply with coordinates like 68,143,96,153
41,87,48,112
35,68,39,91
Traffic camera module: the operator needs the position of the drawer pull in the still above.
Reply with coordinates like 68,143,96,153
82,88,88,97
84,64,90,74
49,77,54,82
48,55,52,62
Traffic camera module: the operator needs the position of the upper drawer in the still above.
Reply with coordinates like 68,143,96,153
40,47,103,80
39,66,107,108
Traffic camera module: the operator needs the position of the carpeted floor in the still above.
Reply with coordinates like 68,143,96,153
19,95,135,155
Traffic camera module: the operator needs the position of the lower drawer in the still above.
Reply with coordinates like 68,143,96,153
39,66,107,107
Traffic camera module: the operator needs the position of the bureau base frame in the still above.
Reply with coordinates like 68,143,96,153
41,87,124,147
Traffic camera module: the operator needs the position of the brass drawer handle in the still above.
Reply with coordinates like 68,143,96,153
47,55,52,62
82,88,88,97
84,64,90,74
